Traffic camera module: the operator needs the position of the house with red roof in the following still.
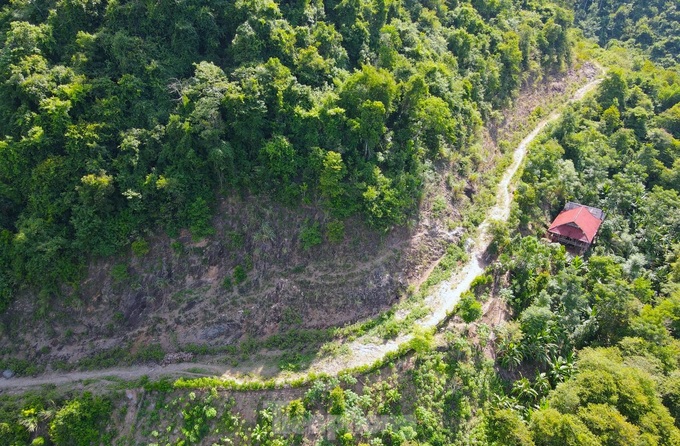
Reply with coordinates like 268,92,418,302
548,202,605,252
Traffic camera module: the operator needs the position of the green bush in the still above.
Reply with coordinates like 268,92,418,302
188,197,215,239
233,265,247,284
457,292,483,323
329,386,346,415
49,393,111,446
134,343,165,363
110,263,129,282
379,318,401,339
0,358,44,376
470,273,493,296
0,278,13,314
0,421,29,445
409,327,435,354
486,408,534,446
181,393,218,444
171,241,184,254
286,399,307,419
144,377,174,392
300,222,322,250
131,239,150,257
278,352,309,372
432,195,447,217
326,220,345,243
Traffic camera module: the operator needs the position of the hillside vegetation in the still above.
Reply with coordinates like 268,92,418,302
568,0,680,66
0,0,572,310
3,0,680,445
483,60,680,445
2,59,680,445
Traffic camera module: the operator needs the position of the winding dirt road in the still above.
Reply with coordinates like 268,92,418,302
308,71,603,374
0,73,603,393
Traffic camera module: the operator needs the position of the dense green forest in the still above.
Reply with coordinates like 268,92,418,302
568,0,680,66
0,0,573,310
482,60,680,444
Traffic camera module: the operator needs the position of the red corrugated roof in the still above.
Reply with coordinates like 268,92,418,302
548,206,603,243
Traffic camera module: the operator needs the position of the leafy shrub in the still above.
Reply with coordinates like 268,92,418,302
409,327,434,354
487,219,510,256
188,197,215,239
326,220,345,243
171,241,184,254
144,377,174,393
280,307,302,327
340,432,354,446
278,352,308,372
457,292,483,323
470,274,493,295
181,392,218,444
0,358,43,376
432,195,447,217
233,266,247,284
0,278,13,314
49,393,111,446
0,421,29,445
110,263,129,282
286,399,307,419
227,232,245,249
131,240,150,256
300,221,322,250
134,343,165,363
662,371,680,423
77,347,128,370
379,318,401,339
329,386,346,415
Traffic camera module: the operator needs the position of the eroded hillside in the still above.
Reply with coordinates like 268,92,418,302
0,63,597,372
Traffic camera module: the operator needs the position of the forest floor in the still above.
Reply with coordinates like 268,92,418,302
0,68,603,394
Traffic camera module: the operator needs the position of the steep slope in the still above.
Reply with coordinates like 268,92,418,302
0,0,573,311
0,62,599,379
0,0,580,370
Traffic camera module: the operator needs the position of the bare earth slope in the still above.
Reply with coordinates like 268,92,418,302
0,64,597,369
0,68,603,392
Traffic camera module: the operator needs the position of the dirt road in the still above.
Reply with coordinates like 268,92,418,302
308,70,603,374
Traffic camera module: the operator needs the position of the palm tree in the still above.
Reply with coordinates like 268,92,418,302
18,407,40,433
512,377,538,404
499,340,524,370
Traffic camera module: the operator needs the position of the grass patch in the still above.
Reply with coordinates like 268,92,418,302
422,242,469,290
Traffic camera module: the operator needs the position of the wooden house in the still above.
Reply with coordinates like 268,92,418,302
548,202,605,252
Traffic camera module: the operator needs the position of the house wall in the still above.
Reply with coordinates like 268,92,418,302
549,233,590,250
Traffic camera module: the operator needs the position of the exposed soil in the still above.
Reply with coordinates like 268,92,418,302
0,63,602,388
0,197,433,365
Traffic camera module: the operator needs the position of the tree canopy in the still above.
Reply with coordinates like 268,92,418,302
0,0,574,309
